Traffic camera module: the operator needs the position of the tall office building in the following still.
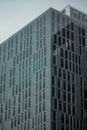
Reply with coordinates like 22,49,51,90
0,5,87,130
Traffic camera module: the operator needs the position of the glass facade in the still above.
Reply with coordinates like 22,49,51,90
51,9,87,130
0,6,87,130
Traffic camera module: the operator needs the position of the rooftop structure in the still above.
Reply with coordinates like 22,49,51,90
61,5,87,24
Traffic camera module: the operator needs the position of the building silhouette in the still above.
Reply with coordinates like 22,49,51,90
0,5,87,130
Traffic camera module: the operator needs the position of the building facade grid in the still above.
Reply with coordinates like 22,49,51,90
0,6,87,130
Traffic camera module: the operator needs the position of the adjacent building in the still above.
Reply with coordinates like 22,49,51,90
0,5,87,130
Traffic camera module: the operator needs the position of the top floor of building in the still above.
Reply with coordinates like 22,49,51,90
61,5,87,24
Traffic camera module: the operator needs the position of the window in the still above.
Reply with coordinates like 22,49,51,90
67,22,70,29
82,15,84,22
52,45,56,52
36,94,38,104
65,50,68,59
52,76,55,85
71,42,74,52
43,79,46,88
43,89,45,99
57,14,60,24
80,120,82,130
75,55,78,63
58,79,60,88
44,112,46,122
72,73,74,82
63,81,66,90
66,115,69,125
39,92,42,101
58,37,61,46
58,89,60,99
67,82,70,92
72,95,75,104
79,56,81,64
25,111,27,120
79,46,81,55
54,99,57,109
43,101,46,111
52,23,55,32
76,65,78,73
69,52,71,60
71,32,74,41
60,59,64,67
68,104,71,114
67,30,70,39
53,111,56,120
72,106,75,116
68,93,71,103
61,113,64,123
28,98,31,108
59,101,61,110
73,64,75,72
32,118,34,128
79,36,81,44
11,119,13,128
69,62,71,71
62,17,65,26
84,100,87,109
63,69,66,79
5,112,7,121
25,101,27,109
39,103,41,112
82,28,85,36
62,38,65,44
53,122,56,130
63,92,66,101
67,71,70,81
43,123,46,130
52,87,55,96
14,117,17,126
53,34,57,44
12,87,14,96
52,12,55,21
39,71,42,79
66,126,69,130
72,54,74,62
82,37,85,46
61,125,64,130
53,55,56,64
62,28,65,37
70,116,72,127
71,22,74,31
84,89,87,98
60,48,64,57
43,68,46,78
65,60,68,69
43,37,46,46
28,109,30,118
66,40,70,50
54,66,57,75
63,103,66,112
58,68,61,78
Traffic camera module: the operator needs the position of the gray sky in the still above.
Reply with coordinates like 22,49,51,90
0,0,87,43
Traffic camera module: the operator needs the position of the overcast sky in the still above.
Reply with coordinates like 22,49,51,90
0,0,87,43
